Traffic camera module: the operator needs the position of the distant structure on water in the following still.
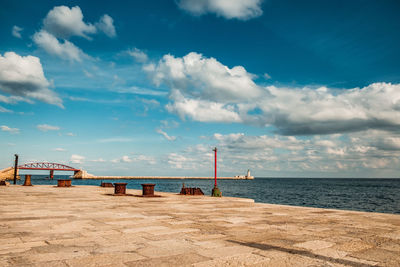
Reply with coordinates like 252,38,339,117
234,169,254,180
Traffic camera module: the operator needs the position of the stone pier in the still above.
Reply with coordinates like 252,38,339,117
0,185,399,266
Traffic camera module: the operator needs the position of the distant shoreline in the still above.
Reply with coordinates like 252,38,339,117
75,176,254,180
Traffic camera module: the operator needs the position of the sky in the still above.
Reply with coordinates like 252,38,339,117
1,0,400,178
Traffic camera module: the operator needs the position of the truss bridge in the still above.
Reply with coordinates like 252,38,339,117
18,162,80,179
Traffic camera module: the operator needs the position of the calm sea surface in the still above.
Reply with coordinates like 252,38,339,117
18,175,400,215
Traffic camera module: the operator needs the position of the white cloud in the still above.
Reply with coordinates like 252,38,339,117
1,125,20,134
111,155,131,163
0,52,63,107
54,148,66,152
70,154,85,164
167,153,193,169
148,52,262,102
121,155,132,163
156,129,176,141
177,0,263,20
12,25,23,38
66,132,76,136
147,52,400,135
114,86,167,96
128,48,148,63
33,30,88,62
0,94,33,104
111,155,156,164
211,131,400,174
166,90,242,122
34,6,115,62
37,124,60,132
96,14,116,38
0,106,13,113
135,155,156,165
261,83,400,135
90,158,106,162
43,6,96,39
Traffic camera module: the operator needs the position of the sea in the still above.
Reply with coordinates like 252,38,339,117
15,175,400,215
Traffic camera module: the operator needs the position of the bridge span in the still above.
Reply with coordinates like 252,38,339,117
18,162,80,179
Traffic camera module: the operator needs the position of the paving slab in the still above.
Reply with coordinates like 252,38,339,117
0,185,399,266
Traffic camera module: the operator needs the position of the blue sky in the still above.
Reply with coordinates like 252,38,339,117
1,0,400,177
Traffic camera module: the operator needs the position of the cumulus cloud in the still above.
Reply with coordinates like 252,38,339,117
156,128,176,141
147,52,400,135
177,0,263,20
128,48,148,63
262,83,400,135
166,90,242,122
0,52,63,107
96,14,116,38
121,155,132,163
70,154,85,164
37,124,60,132
135,155,156,165
43,6,96,39
34,6,116,61
167,153,195,169
209,131,400,175
1,125,20,134
12,25,23,38
148,52,262,102
33,30,88,62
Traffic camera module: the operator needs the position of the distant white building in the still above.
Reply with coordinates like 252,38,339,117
234,169,254,179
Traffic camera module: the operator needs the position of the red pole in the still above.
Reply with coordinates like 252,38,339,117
213,147,217,187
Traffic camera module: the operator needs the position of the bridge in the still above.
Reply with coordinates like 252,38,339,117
18,162,81,179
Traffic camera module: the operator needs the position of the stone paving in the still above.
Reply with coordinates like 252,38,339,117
0,185,399,266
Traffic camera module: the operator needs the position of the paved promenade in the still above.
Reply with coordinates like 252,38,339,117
0,185,399,266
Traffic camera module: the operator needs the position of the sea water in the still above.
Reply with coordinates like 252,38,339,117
17,175,400,214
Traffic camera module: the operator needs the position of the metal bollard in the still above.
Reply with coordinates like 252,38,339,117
114,183,127,195
141,183,155,196
23,174,32,186
57,179,66,187
65,179,71,187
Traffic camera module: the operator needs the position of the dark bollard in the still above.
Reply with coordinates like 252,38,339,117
141,183,155,196
114,183,127,195
180,186,204,195
65,179,71,187
101,182,114,187
23,175,32,186
57,179,66,187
